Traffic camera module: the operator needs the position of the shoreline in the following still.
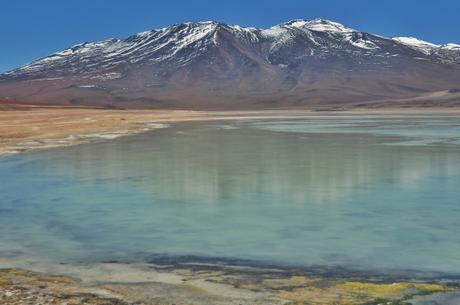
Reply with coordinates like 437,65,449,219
0,107,211,157
1,255,459,305
2,105,460,158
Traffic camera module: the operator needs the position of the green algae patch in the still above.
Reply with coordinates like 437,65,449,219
279,279,452,305
339,281,450,296
412,283,452,294
201,266,453,305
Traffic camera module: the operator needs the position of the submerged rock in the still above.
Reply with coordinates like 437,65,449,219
410,291,460,305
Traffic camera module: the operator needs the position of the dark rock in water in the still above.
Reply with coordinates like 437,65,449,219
146,254,460,283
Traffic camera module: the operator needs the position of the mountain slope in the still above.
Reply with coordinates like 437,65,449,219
1,19,460,109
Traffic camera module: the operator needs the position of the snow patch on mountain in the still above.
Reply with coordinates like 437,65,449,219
344,33,379,50
441,43,460,50
393,37,440,54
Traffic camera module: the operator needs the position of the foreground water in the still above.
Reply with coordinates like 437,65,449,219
1,115,460,278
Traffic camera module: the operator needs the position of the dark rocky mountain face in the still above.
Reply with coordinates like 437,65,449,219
1,19,460,109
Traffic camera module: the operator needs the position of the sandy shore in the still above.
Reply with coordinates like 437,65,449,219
0,105,215,156
2,104,460,157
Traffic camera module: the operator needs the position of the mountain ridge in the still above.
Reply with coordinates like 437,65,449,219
1,18,460,109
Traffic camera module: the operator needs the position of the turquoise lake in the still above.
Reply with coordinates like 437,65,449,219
1,115,460,277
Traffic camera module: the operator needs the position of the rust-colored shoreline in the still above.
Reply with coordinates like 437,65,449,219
0,107,212,157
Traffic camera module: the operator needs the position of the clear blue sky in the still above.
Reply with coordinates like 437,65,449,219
1,0,459,73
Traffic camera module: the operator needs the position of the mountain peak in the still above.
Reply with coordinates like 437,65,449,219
1,18,460,109
282,18,354,33
183,20,221,27
283,19,309,27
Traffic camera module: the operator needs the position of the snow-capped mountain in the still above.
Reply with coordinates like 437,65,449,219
1,19,460,109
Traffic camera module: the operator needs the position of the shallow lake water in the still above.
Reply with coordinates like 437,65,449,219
1,115,460,277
